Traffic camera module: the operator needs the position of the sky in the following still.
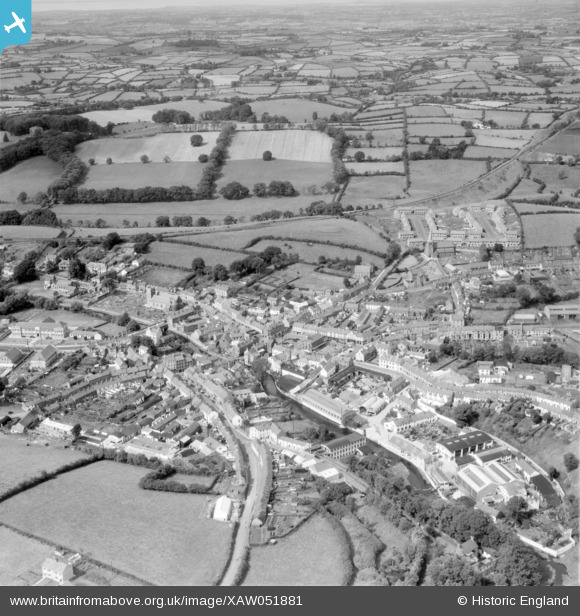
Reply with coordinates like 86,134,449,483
33,0,470,11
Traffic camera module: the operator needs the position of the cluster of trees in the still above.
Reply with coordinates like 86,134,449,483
409,138,469,161
152,216,210,229
0,208,56,227
174,38,219,48
229,245,298,278
259,112,290,125
151,109,195,124
255,448,273,523
200,97,256,123
133,232,157,254
0,112,100,136
139,465,212,494
349,454,542,585
248,209,295,222
219,181,250,200
197,123,236,200
0,286,32,315
253,180,296,198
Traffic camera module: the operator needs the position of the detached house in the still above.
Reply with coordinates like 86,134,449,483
30,345,59,371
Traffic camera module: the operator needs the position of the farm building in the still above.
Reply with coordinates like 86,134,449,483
213,495,232,522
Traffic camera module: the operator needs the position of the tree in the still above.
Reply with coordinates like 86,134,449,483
102,232,121,251
516,287,532,308
548,466,560,480
16,191,27,204
495,539,542,585
71,424,82,441
198,154,209,163
504,496,529,526
140,155,149,164
127,320,140,333
253,182,267,197
224,215,236,226
212,264,228,281
196,217,210,227
429,555,481,586
219,181,250,200
156,216,170,227
494,243,504,253
2,133,9,143
564,453,579,472
191,257,206,273
106,157,113,165
12,258,36,283
117,312,130,327
262,150,273,161
190,134,204,147
68,258,86,280
88,158,95,166
365,131,374,145
354,150,365,162
479,243,490,262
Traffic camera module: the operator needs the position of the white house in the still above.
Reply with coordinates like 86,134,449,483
213,495,232,522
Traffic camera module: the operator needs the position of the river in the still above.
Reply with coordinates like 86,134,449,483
264,374,430,492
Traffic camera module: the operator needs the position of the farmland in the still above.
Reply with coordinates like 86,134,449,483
249,99,351,123
522,213,580,248
81,162,205,190
408,160,488,199
0,526,53,586
242,515,349,586
227,130,332,163
147,241,246,269
0,157,63,203
343,175,408,202
76,132,221,164
345,161,405,175
0,461,233,586
217,160,333,193
540,123,580,156
0,435,90,498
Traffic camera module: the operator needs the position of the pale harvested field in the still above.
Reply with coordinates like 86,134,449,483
0,461,233,586
80,100,229,125
227,130,332,163
0,435,89,497
147,241,246,268
0,157,62,202
217,160,333,192
0,225,63,240
81,162,205,190
475,134,529,149
242,515,348,586
249,98,349,123
522,213,580,248
76,133,221,164
409,160,487,198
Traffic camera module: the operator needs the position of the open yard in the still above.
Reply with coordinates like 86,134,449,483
0,435,89,498
147,241,246,268
217,160,333,192
408,160,487,198
0,461,233,586
76,132,221,164
227,130,332,163
0,157,63,203
522,213,580,248
242,515,349,586
80,162,205,190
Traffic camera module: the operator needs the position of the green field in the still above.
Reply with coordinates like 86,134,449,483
0,435,89,498
342,175,408,202
217,160,333,193
147,241,246,268
242,515,349,586
0,461,233,586
0,157,63,203
227,130,332,163
522,213,580,248
0,526,51,586
249,98,347,123
408,160,487,199
81,162,205,190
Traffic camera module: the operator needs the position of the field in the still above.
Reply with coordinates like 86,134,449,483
345,162,405,175
0,225,63,240
0,461,233,586
408,160,487,198
242,515,349,586
0,157,63,203
463,146,518,159
345,147,403,159
227,130,332,163
147,241,246,268
345,129,404,146
247,239,384,267
76,132,221,164
80,100,229,125
217,160,333,192
52,196,317,227
342,175,408,202
522,213,580,248
81,162,205,190
249,98,351,123
0,526,52,586
529,166,580,198
407,123,467,138
540,124,580,156
179,217,388,252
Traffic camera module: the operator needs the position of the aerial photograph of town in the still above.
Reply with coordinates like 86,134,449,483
0,0,578,591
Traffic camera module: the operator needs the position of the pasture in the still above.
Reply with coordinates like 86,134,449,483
249,98,350,123
80,100,229,125
227,130,332,163
529,165,580,198
0,157,62,203
0,436,90,498
541,124,580,156
407,123,467,138
408,160,487,199
0,225,63,240
342,175,408,201
217,160,333,192
522,213,580,248
463,146,518,159
81,162,204,190
346,161,404,175
139,266,191,286
0,461,233,586
0,526,51,586
345,128,404,146
242,515,349,586
345,147,403,159
76,132,221,164
483,110,528,128
247,239,384,267
147,241,246,269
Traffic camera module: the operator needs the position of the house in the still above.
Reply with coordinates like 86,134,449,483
321,433,366,459
384,411,437,434
30,345,59,371
353,264,373,279
10,411,38,434
41,557,74,584
36,418,76,439
213,495,232,522
0,347,26,370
